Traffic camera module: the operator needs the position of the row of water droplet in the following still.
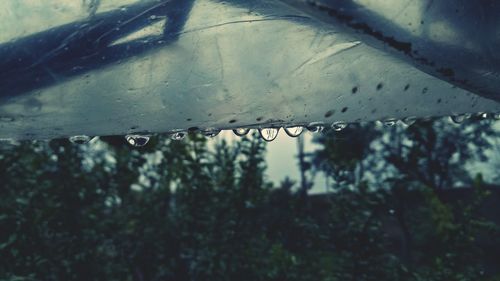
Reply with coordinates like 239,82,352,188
68,112,500,147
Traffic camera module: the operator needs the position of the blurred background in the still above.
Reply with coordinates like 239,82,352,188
1,116,499,281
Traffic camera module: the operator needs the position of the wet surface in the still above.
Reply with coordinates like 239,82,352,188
286,0,500,102
0,0,499,140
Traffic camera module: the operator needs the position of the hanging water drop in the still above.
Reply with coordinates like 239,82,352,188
306,122,324,133
125,135,150,147
0,138,19,146
402,116,417,126
233,128,250,137
331,121,348,131
69,135,93,144
171,132,186,141
382,118,397,126
477,112,488,119
259,128,279,142
450,113,470,124
284,126,304,137
202,128,221,138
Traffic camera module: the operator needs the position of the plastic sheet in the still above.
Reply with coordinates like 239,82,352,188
0,0,499,140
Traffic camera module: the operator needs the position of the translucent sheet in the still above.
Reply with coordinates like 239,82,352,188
1,0,499,140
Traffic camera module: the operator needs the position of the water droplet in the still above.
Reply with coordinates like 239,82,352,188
306,123,324,133
383,118,397,126
477,112,488,119
331,121,348,131
450,113,470,124
493,113,500,120
0,138,20,147
259,128,279,142
202,128,221,138
171,132,186,141
69,135,93,144
125,135,150,147
402,116,417,126
233,128,250,137
284,126,304,137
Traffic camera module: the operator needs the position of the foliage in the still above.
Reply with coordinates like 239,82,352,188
0,118,499,281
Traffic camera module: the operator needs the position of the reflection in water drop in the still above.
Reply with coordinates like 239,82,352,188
171,132,186,141
450,113,471,124
0,138,21,149
477,112,488,119
402,116,417,126
0,138,18,144
233,128,250,137
69,135,93,144
284,126,304,137
306,123,324,133
383,118,397,126
125,135,150,147
202,129,221,138
259,128,279,142
331,121,348,132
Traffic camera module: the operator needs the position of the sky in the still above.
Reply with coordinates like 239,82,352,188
219,129,329,194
